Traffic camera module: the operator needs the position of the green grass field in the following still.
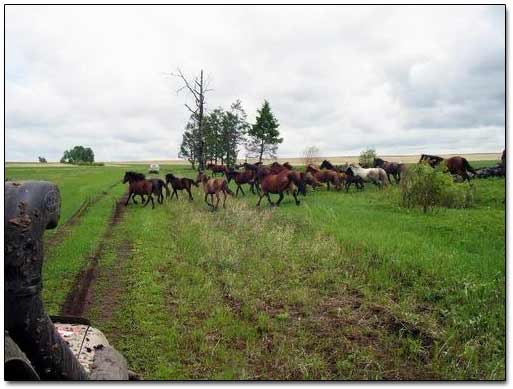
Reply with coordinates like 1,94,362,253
5,160,505,380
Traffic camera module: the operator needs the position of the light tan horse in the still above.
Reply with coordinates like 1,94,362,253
196,171,234,209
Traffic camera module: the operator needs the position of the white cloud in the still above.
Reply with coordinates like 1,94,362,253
5,5,505,161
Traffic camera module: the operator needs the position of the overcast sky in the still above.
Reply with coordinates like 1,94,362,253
6,5,505,161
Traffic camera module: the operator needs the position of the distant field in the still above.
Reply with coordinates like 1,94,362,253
5,160,505,380
5,152,502,167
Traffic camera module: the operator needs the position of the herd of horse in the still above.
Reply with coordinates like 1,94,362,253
122,152,501,210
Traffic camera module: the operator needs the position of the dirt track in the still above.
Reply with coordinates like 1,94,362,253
60,193,128,317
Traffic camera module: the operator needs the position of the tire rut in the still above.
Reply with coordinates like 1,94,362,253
60,192,128,317
45,181,120,251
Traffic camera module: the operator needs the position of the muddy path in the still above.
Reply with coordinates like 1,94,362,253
60,192,128,317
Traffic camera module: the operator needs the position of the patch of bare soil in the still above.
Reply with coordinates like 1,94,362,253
60,192,128,317
89,239,132,323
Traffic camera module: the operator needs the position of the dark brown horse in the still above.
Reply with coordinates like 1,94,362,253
373,158,407,184
122,171,157,209
419,155,476,182
226,169,257,196
305,164,342,190
196,171,234,209
270,162,287,174
165,173,198,201
149,178,169,204
256,169,305,207
206,163,229,176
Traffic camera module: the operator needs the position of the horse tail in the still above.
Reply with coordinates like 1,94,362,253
160,179,170,198
462,158,477,174
288,172,306,195
223,180,234,196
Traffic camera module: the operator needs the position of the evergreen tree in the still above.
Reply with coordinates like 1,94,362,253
246,100,282,162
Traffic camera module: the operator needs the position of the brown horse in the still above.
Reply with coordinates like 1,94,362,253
256,170,305,207
419,155,476,182
303,172,325,190
196,171,234,209
373,158,407,184
270,162,287,174
165,173,198,201
305,165,342,190
122,171,157,209
226,169,257,196
206,163,228,177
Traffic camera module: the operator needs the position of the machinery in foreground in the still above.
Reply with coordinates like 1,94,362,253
5,181,135,380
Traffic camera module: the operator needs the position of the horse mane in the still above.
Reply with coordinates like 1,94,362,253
125,171,146,181
320,160,334,169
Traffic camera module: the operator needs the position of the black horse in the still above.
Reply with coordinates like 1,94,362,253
344,167,365,192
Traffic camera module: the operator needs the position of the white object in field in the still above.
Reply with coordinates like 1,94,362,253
149,164,160,173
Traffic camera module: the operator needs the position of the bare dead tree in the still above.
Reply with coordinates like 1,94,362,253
170,68,212,171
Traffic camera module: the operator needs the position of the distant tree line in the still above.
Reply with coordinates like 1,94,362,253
60,145,95,164
175,69,282,170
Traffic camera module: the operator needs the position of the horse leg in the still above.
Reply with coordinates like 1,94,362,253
222,191,227,208
292,190,300,206
276,191,284,206
256,192,265,206
151,195,155,209
239,185,245,196
187,188,193,201
250,182,256,195
327,181,330,191
143,193,151,207
266,193,274,206
215,192,220,210
204,193,213,208
125,191,133,206
235,185,240,198
172,189,178,200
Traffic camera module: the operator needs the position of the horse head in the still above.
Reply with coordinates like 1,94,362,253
123,171,145,183
373,158,384,168
345,167,354,176
319,160,331,170
225,169,237,183
196,171,210,184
